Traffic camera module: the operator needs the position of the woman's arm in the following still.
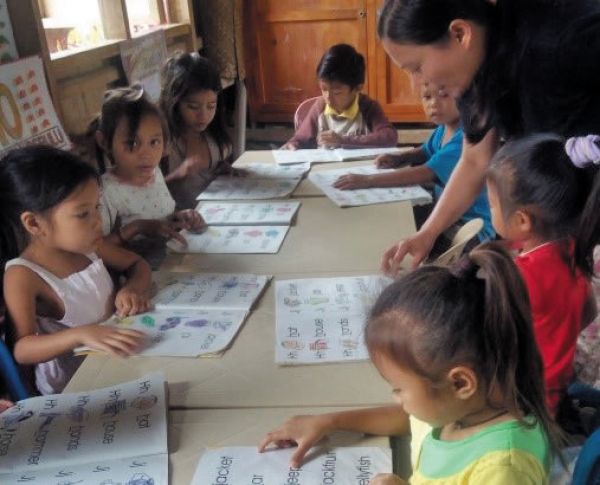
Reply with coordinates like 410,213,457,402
381,128,499,274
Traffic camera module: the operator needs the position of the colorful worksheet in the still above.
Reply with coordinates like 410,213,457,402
308,166,433,207
154,273,270,312
272,147,404,165
89,309,248,357
275,276,392,364
197,201,301,225
197,177,303,200
168,226,290,254
0,375,167,484
192,446,392,484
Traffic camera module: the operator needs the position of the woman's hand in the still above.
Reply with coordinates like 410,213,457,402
381,229,437,275
333,173,372,190
77,324,146,357
258,414,335,468
115,287,152,316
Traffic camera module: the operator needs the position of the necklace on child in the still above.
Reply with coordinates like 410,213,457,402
454,409,509,429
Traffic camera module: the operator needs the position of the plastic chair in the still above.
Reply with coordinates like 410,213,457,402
572,427,600,485
432,218,484,267
294,96,321,130
0,338,29,401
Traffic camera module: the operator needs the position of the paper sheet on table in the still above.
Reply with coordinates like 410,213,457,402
197,201,301,226
197,176,303,200
0,375,168,484
168,226,290,254
272,147,404,165
275,275,393,364
309,165,433,207
192,446,392,484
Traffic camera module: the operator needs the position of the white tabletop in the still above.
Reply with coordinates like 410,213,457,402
169,406,391,485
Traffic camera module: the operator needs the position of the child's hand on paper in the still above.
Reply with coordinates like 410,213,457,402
76,324,146,357
0,400,14,412
333,173,373,190
375,154,406,169
115,287,152,316
172,209,206,234
371,474,407,485
318,131,343,148
281,142,299,150
258,414,335,468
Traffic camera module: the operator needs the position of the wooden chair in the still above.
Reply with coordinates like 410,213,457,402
294,96,321,130
432,218,484,267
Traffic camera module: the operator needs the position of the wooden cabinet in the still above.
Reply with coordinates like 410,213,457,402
244,0,426,123
6,0,198,135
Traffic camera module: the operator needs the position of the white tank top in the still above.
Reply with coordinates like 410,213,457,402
5,253,114,395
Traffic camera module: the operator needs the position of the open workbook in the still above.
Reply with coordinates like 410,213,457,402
272,147,405,165
77,273,270,357
0,375,167,484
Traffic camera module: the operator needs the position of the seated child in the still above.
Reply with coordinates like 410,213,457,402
260,244,558,484
487,133,599,417
1,146,152,394
283,43,397,150
160,52,234,209
93,86,205,265
334,83,495,244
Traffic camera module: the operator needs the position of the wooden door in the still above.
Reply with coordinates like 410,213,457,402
244,0,370,123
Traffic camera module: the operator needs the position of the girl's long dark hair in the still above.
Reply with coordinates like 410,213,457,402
488,133,600,277
160,52,232,162
366,242,562,456
0,145,99,301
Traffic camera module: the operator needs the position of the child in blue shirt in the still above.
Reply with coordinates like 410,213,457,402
334,83,494,243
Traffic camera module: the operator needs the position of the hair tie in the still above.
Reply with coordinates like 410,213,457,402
565,135,600,168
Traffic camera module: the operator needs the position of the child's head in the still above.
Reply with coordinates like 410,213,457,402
366,243,552,433
0,146,101,268
316,44,365,113
160,52,230,154
420,82,459,127
94,85,166,179
487,133,600,276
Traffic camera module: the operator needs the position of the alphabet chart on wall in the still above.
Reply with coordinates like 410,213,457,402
196,201,301,226
0,56,70,154
168,226,291,254
192,446,392,484
309,166,433,207
275,275,393,364
0,375,167,484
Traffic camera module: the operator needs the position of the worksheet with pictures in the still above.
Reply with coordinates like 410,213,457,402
196,201,301,226
153,273,271,312
83,309,249,357
0,375,168,484
168,226,290,254
275,275,393,364
192,446,392,484
240,162,311,178
197,176,302,200
309,166,433,207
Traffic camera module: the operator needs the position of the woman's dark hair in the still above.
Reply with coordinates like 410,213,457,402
366,242,562,456
316,44,365,89
0,145,99,300
88,85,166,172
488,133,600,277
160,52,231,161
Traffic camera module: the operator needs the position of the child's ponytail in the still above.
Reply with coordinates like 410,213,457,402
565,135,600,277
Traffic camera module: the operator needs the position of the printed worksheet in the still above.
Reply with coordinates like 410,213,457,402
84,309,248,357
241,162,311,178
154,273,270,312
197,201,301,225
275,276,392,364
309,166,433,207
197,177,302,200
273,147,404,165
168,226,290,254
192,446,392,484
0,375,168,484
